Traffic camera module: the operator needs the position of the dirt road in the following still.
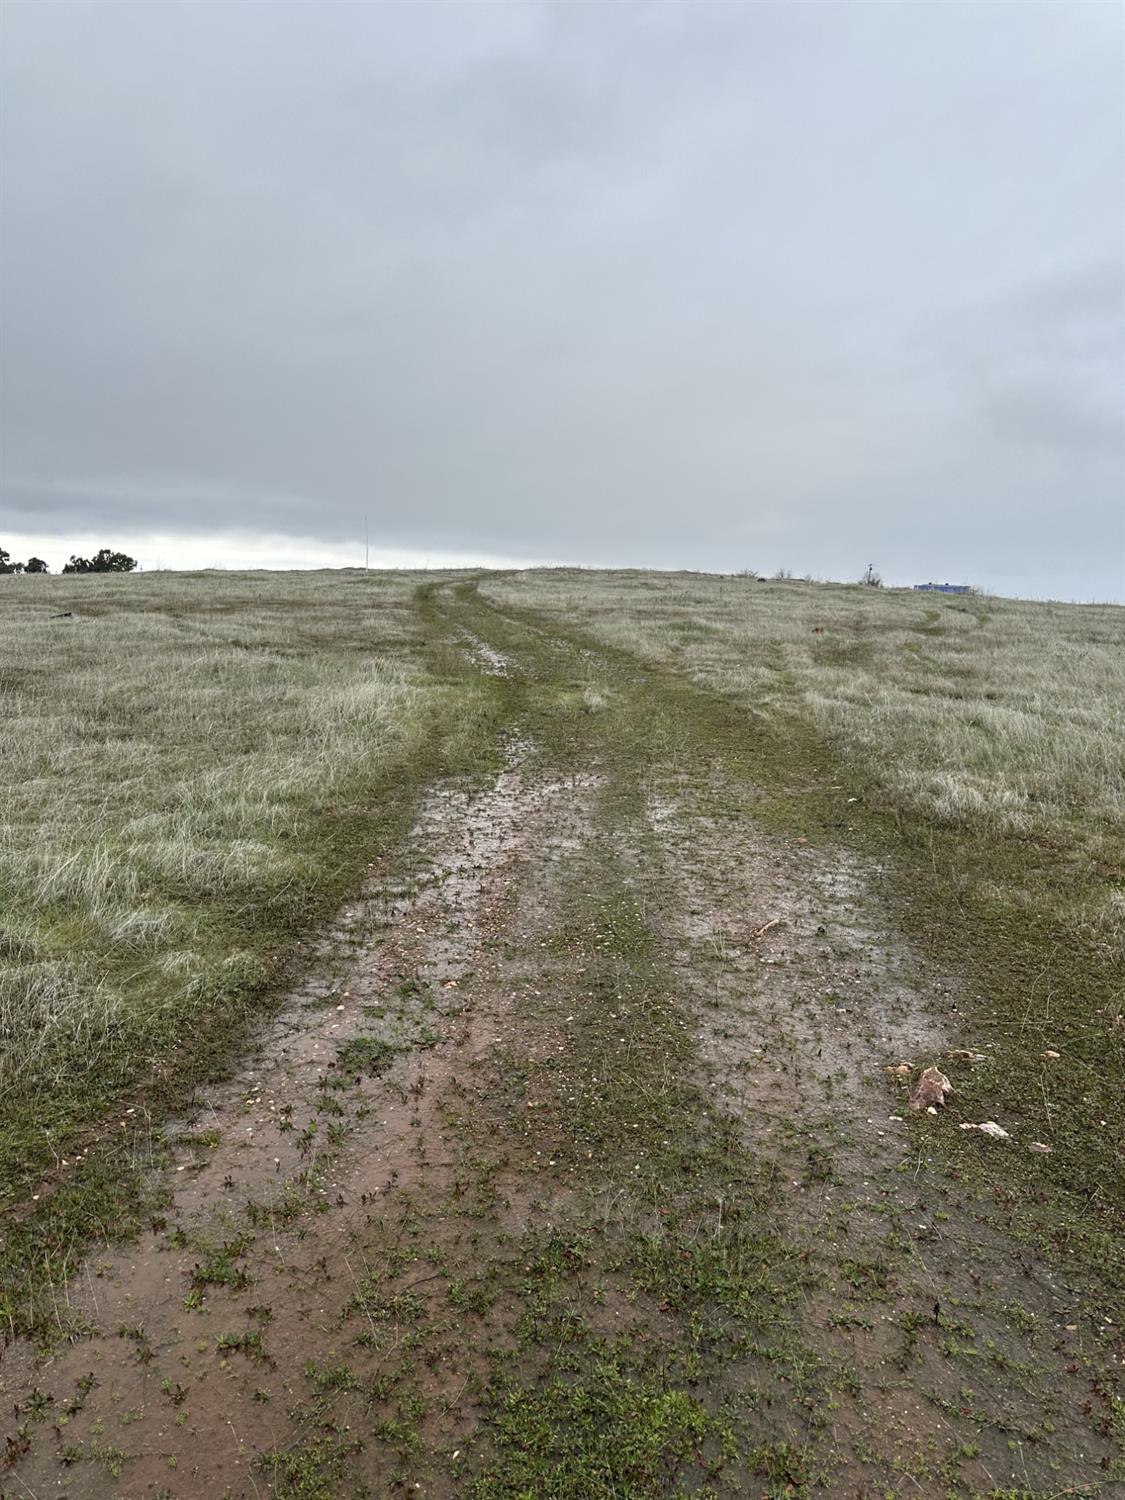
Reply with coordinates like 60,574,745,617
3,584,1119,1498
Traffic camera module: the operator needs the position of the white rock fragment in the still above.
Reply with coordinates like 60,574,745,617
959,1121,1010,1140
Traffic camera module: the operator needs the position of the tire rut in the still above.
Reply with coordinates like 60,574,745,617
2,735,600,1498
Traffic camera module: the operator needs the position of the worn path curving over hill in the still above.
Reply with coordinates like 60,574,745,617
3,582,1120,1499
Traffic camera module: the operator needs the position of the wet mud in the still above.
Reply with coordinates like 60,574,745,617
647,776,1120,1492
1,740,599,1498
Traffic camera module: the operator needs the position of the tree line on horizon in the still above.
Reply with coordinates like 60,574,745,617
0,545,138,575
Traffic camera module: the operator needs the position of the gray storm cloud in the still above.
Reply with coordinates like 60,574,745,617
1,0,1122,596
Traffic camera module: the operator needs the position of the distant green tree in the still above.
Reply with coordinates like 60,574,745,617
0,546,18,574
24,557,49,573
63,549,138,574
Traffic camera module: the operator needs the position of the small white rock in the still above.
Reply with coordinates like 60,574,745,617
960,1120,1010,1140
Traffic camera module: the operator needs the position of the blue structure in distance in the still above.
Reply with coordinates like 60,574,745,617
913,582,971,594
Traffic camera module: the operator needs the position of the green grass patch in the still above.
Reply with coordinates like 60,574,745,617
473,1356,734,1499
335,1036,401,1077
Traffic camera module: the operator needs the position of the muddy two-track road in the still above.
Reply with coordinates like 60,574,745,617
2,583,1120,1499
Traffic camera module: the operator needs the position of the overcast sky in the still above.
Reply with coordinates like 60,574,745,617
2,1,1122,598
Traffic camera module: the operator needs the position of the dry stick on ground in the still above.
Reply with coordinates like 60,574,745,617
751,917,781,940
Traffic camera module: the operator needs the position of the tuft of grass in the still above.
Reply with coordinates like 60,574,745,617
215,1328,267,1361
260,1436,359,1499
335,1036,401,1077
473,1356,734,1499
190,1234,252,1294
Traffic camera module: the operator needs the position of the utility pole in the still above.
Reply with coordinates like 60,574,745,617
364,515,369,573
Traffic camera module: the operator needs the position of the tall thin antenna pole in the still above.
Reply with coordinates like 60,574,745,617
364,515,369,572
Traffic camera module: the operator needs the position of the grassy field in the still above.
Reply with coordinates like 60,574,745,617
1,568,1122,1496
